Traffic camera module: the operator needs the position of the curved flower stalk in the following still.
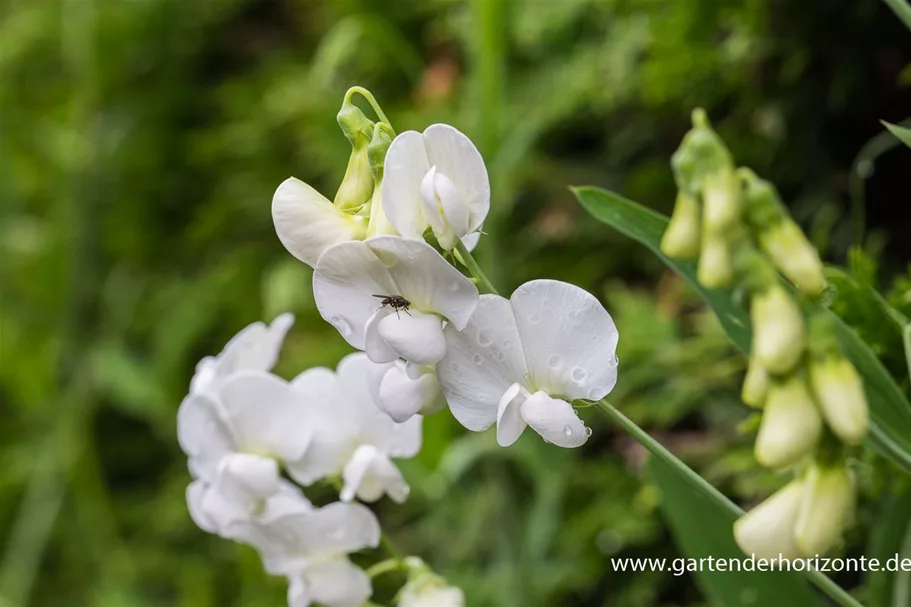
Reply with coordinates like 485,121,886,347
383,124,490,250
288,353,422,503
436,279,619,448
366,360,446,423
313,235,479,366
190,313,293,395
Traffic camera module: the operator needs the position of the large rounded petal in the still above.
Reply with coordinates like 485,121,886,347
422,124,490,232
313,239,399,350
378,311,447,365
301,558,372,607
364,308,398,363
734,480,803,559
382,131,431,239
366,236,479,330
520,392,588,448
372,362,441,423
217,371,312,463
437,295,528,431
272,177,368,268
218,453,281,502
177,392,235,480
510,280,619,401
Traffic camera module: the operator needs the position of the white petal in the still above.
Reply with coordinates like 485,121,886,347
177,392,235,480
217,371,311,463
433,171,470,237
301,558,372,607
510,280,619,401
375,363,441,423
734,480,803,559
496,383,528,447
422,124,490,233
382,131,431,239
364,308,399,363
218,453,281,502
287,575,312,607
341,444,410,503
420,166,446,235
189,356,218,394
272,177,367,268
378,310,447,365
365,236,479,330
437,295,528,431
286,367,354,485
313,239,399,350
460,231,481,252
186,481,218,533
520,392,588,448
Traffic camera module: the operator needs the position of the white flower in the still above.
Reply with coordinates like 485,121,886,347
734,480,803,560
288,353,422,503
313,235,479,366
399,576,465,607
382,124,489,250
750,285,805,375
272,177,369,268
190,313,294,395
754,375,821,468
235,501,380,607
366,360,445,423
177,370,311,481
794,463,853,556
436,279,619,448
808,356,869,445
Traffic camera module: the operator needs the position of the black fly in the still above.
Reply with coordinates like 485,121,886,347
373,294,412,319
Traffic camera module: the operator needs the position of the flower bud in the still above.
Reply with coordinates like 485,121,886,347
734,480,803,559
759,219,826,297
754,374,822,468
399,558,465,607
808,357,869,445
671,109,735,196
334,140,375,213
741,357,769,408
794,463,853,556
702,166,742,234
660,192,701,258
697,233,734,289
750,285,805,375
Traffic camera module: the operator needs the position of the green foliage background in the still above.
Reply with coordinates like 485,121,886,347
1,0,910,606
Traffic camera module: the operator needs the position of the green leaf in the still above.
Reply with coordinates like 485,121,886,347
648,456,822,606
883,121,911,149
573,185,911,474
866,482,911,607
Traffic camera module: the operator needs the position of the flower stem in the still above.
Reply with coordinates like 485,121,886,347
455,240,500,295
345,86,394,134
380,531,405,563
366,557,405,579
593,398,863,607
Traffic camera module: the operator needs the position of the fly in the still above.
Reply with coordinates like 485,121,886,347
372,294,412,319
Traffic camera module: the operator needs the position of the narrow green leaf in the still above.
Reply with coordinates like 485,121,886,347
866,483,911,607
572,185,911,474
882,121,911,149
648,457,822,606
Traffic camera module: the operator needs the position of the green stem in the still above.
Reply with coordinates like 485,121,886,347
593,398,864,607
345,86,394,134
455,240,499,295
366,558,405,579
380,531,405,563
883,0,911,31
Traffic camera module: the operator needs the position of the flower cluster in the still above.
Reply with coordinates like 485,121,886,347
181,86,621,606
661,110,868,558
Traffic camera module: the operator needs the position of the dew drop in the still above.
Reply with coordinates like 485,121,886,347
330,316,353,337
502,340,512,348
548,354,562,369
608,355,619,367
571,366,587,382
563,425,573,437
449,281,461,292
585,426,593,437
451,363,462,372
472,354,484,365
401,485,411,497
477,333,492,347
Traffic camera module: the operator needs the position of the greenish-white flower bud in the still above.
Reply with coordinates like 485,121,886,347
734,479,803,559
702,166,742,234
750,285,805,374
808,357,869,445
794,463,853,556
671,109,735,196
741,357,769,408
334,103,376,212
755,374,821,468
697,233,734,289
660,192,701,258
399,558,465,607
368,122,394,181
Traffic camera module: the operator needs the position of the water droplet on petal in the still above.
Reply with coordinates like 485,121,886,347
548,354,562,369
563,425,573,437
585,426,593,437
477,333,492,347
472,354,484,365
401,485,411,497
330,316,353,337
571,366,587,382
449,281,461,292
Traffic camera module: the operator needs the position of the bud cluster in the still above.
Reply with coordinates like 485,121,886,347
661,110,870,558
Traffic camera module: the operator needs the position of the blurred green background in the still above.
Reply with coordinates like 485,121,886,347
2,0,911,606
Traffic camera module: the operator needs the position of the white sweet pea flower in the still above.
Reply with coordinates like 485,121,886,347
242,501,379,607
313,235,479,366
734,479,803,560
382,124,489,250
272,177,369,268
177,370,311,481
366,360,445,423
190,313,294,395
288,353,422,503
436,279,619,448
